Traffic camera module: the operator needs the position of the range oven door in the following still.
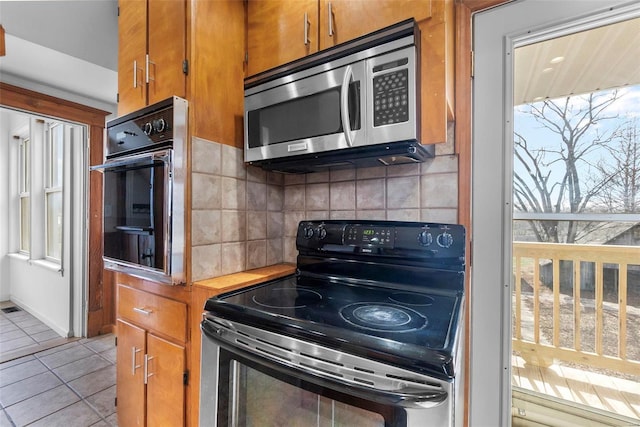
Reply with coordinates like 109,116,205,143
93,150,172,276
200,317,454,427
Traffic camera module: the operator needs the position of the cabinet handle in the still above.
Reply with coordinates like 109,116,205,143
145,54,156,83
133,307,153,316
131,347,142,375
304,12,310,45
133,60,138,88
144,354,155,384
328,3,334,37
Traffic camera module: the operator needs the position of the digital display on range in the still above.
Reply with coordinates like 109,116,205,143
346,226,393,247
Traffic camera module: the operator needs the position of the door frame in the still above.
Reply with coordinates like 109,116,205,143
471,1,640,425
0,82,111,337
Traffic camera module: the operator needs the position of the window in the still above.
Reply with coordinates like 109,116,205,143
19,136,30,253
45,124,64,260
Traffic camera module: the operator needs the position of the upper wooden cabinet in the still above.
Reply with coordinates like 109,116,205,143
318,0,432,49
118,0,187,116
246,0,318,77
246,0,453,145
247,0,432,76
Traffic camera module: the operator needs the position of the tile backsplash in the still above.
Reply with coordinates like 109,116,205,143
191,137,459,281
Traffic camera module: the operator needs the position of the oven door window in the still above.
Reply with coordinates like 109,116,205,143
215,348,405,427
102,152,169,271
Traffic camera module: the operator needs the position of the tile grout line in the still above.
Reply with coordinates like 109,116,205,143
2,337,117,426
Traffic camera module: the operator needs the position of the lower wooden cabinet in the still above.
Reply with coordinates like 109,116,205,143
116,283,187,426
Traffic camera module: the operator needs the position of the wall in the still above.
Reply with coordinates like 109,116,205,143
191,135,459,281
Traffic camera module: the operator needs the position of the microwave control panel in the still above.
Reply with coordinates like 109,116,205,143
372,59,409,127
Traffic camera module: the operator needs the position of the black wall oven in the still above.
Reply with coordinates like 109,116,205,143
200,220,466,426
93,97,187,285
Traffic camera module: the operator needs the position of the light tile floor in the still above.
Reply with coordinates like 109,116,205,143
0,302,117,426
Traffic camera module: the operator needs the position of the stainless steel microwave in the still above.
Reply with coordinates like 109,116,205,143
244,19,433,173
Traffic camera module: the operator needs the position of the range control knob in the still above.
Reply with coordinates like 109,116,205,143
316,227,327,240
418,230,433,246
303,227,314,239
143,122,153,135
437,232,454,248
153,118,167,133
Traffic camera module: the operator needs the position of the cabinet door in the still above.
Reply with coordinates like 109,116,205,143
116,319,146,427
145,333,185,427
147,0,186,104
319,0,432,49
118,0,148,116
247,0,318,76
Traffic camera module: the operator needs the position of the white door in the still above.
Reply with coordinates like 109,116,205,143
472,1,640,426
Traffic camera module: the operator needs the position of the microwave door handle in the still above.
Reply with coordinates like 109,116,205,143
340,64,354,147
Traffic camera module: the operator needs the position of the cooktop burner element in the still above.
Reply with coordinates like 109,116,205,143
252,287,322,308
340,302,428,332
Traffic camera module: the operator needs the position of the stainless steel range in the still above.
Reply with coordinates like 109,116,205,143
199,220,466,426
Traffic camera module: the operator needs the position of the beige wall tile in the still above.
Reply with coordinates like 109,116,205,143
356,210,386,220
267,172,284,186
356,179,385,210
247,211,267,240
221,177,246,210
192,137,221,175
221,242,246,275
221,144,246,179
421,173,458,208
305,211,329,221
306,171,329,183
246,165,267,183
386,163,421,177
284,211,305,237
266,212,284,239
247,181,267,211
421,155,458,175
283,237,297,264
330,181,356,210
284,185,305,210
192,173,221,210
421,208,458,223
266,238,284,266
386,176,420,209
387,209,420,221
267,185,284,211
306,183,329,211
221,210,246,242
330,210,355,220
246,240,267,270
330,168,356,182
191,244,221,281
284,174,305,185
191,210,221,246
357,166,386,179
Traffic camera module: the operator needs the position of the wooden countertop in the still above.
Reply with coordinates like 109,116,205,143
193,263,296,294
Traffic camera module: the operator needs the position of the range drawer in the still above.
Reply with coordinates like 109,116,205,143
118,284,187,342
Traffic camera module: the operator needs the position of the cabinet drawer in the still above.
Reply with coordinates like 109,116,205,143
118,285,187,342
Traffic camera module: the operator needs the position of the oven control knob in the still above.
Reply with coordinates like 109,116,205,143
143,122,153,135
153,118,167,133
437,232,454,248
303,226,314,239
418,231,433,246
316,227,327,240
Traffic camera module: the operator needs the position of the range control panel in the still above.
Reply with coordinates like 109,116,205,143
296,220,465,261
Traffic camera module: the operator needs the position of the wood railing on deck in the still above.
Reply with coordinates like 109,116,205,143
512,242,640,375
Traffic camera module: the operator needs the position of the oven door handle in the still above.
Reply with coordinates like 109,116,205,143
202,319,449,409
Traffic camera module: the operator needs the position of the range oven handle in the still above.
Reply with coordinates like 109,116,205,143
201,319,448,409
340,64,354,147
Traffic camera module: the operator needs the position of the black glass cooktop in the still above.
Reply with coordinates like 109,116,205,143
204,274,464,379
